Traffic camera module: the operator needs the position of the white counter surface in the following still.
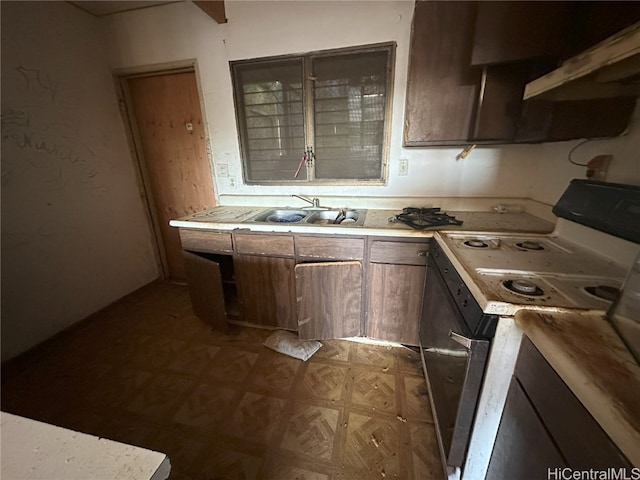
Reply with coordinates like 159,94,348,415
169,206,555,237
515,310,640,467
1,412,171,480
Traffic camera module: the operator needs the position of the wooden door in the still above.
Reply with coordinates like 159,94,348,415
182,250,228,332
127,72,215,280
233,254,297,329
295,261,362,340
366,263,425,345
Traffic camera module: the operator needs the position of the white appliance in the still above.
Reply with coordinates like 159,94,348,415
422,179,640,480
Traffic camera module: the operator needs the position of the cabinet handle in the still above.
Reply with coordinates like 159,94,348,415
449,331,487,351
417,250,428,257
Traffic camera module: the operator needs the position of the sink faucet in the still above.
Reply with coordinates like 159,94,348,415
291,194,326,210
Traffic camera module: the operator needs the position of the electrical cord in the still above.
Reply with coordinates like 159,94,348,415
568,139,591,166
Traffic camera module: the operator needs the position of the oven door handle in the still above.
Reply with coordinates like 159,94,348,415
449,330,487,350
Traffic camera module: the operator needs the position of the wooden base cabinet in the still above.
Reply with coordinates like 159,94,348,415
296,261,362,340
234,254,297,330
182,250,230,332
366,239,429,345
487,338,631,479
366,263,425,345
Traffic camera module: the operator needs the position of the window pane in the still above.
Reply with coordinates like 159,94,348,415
313,50,389,180
233,60,306,181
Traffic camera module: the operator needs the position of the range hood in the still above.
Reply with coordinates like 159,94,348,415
524,21,640,101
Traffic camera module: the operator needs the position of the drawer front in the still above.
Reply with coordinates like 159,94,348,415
296,236,365,260
235,233,295,256
180,229,233,254
369,240,430,265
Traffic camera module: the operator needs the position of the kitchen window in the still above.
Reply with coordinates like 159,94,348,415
231,43,395,184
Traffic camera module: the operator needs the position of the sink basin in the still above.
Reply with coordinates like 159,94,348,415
244,208,366,226
248,209,309,223
306,210,361,225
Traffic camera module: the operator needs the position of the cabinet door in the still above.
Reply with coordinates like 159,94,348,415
296,261,362,340
486,380,566,480
367,263,425,345
182,250,228,332
234,254,297,330
404,1,480,146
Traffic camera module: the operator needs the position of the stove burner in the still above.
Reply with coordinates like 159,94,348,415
584,285,619,302
391,207,463,230
464,239,489,248
503,279,544,296
516,241,544,251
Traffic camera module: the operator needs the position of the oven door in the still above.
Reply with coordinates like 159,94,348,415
420,255,490,469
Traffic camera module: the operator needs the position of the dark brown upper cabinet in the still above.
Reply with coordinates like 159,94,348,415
403,1,481,146
403,1,639,147
471,2,570,66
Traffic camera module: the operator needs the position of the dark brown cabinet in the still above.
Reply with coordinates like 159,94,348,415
404,1,638,147
487,338,632,479
179,228,426,344
182,250,229,332
235,254,297,330
296,261,362,340
404,1,480,145
366,239,430,345
295,234,365,340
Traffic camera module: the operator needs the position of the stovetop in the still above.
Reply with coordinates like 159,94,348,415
389,207,463,230
438,231,628,314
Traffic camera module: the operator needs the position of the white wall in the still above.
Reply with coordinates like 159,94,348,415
526,101,640,206
104,1,639,207
1,2,159,361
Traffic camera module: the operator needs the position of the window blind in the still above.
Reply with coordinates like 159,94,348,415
233,59,306,181
313,51,389,180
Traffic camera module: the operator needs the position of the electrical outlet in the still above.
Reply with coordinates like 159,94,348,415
228,176,236,188
398,159,409,176
586,155,612,181
218,163,229,177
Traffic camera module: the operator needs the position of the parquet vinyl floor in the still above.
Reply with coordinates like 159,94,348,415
1,281,442,479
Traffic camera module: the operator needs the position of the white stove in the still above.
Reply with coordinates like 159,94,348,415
437,230,629,315
439,180,640,480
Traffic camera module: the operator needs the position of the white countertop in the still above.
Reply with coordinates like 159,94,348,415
1,412,171,480
169,206,555,238
515,310,640,467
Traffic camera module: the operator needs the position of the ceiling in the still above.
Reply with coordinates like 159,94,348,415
68,0,226,23
68,1,182,17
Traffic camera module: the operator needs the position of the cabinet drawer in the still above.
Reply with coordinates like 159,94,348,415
369,240,430,265
296,236,365,260
234,233,295,257
180,229,233,254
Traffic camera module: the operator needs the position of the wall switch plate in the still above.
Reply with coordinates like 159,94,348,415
218,163,229,177
586,155,612,181
398,159,408,176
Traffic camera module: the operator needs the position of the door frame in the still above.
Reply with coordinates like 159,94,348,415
114,59,214,279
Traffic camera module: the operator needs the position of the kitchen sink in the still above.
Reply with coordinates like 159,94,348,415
244,208,366,226
247,209,309,223
306,209,361,225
